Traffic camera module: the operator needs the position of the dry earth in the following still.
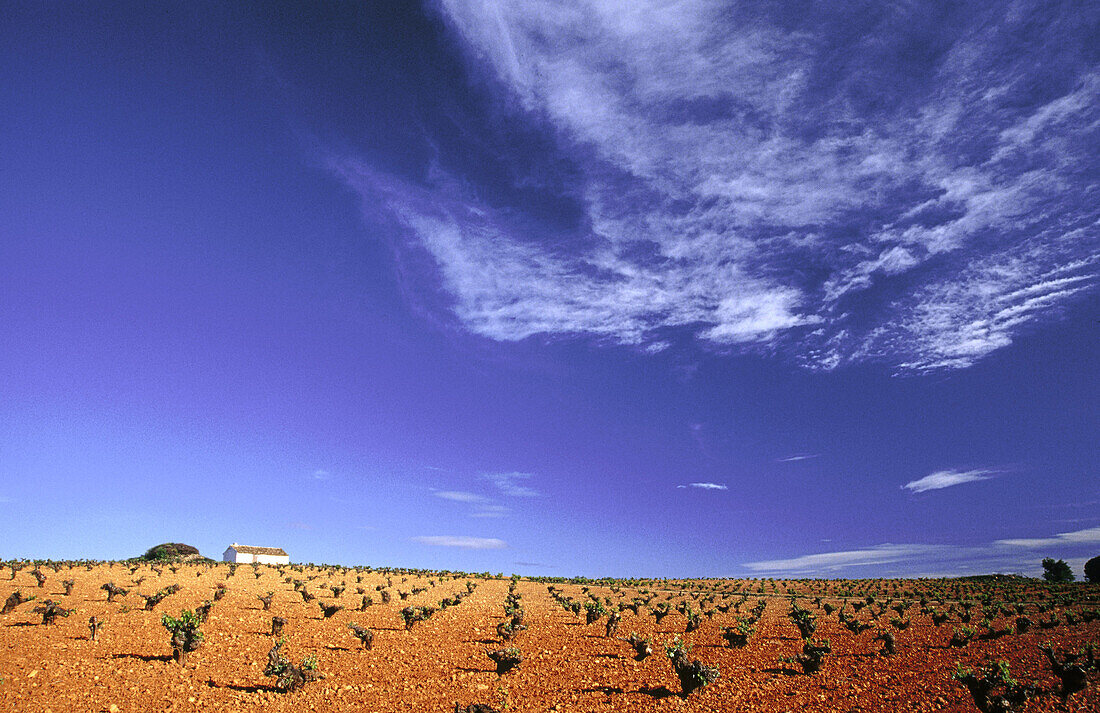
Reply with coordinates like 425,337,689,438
1,563,1097,712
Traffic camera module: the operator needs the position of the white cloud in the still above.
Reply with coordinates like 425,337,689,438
994,526,1100,549
741,542,1045,577
868,251,1098,372
433,489,510,517
479,472,540,497
744,526,1100,576
412,535,507,549
777,454,819,462
333,3,1098,372
311,469,331,480
902,469,994,493
470,504,510,518
744,544,947,573
434,490,486,503
677,482,728,491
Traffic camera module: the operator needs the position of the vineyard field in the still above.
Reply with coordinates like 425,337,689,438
1,561,1098,712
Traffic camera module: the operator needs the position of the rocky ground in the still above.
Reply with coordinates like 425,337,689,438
1,563,1097,712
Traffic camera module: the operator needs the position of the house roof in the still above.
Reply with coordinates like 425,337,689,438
228,544,288,556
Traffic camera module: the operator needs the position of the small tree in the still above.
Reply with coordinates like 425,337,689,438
1041,558,1074,583
88,616,101,641
953,660,1029,713
271,616,286,637
1084,555,1100,583
874,630,896,656
348,623,374,650
496,619,525,642
33,600,72,625
258,592,274,611
788,602,816,639
400,605,435,629
263,639,322,692
142,589,171,611
193,600,214,624
455,704,500,713
584,600,606,625
665,637,718,696
683,606,700,633
950,627,975,647
625,632,651,660
605,609,621,638
1040,643,1096,698
486,647,522,675
889,616,911,631
721,619,754,648
782,639,831,675
162,610,204,666
1,591,34,614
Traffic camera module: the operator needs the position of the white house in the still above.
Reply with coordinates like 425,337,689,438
223,543,290,565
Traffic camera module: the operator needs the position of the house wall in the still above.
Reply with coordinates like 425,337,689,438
222,548,288,565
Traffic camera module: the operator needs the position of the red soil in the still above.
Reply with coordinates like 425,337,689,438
1,564,1097,712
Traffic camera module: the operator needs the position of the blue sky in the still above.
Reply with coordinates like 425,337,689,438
1,1,1097,578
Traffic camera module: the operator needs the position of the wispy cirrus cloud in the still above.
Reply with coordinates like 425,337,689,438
434,490,485,503
745,525,1100,576
777,454,819,462
432,489,510,518
470,504,509,518
744,544,947,573
412,535,507,550
677,482,728,491
902,469,995,493
995,525,1100,548
333,2,1098,372
479,472,540,497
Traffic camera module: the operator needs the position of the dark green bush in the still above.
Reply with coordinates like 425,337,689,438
142,543,200,562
